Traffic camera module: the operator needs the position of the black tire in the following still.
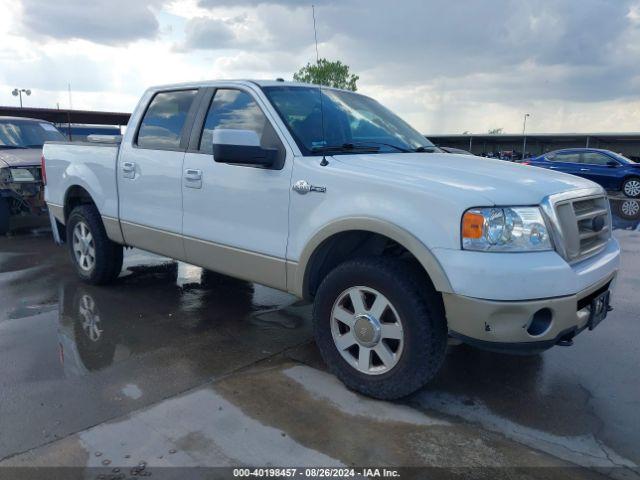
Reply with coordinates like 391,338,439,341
622,177,640,198
66,204,123,285
0,197,10,236
313,257,448,400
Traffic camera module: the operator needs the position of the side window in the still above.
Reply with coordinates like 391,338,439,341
199,89,283,156
581,152,614,166
554,152,581,163
137,90,198,150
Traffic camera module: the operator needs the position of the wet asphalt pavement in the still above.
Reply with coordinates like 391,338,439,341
0,197,638,479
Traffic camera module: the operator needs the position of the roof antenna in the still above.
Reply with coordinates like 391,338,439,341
312,4,329,166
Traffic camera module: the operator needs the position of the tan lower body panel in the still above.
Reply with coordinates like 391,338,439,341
120,221,187,262
443,272,616,344
119,221,287,291
184,236,287,291
102,216,124,244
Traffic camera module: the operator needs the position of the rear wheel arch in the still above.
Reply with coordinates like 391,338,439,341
297,218,453,301
64,185,97,222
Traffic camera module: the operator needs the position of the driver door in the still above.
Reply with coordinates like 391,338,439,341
181,87,292,290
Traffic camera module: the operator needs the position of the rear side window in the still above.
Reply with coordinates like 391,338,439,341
199,89,280,154
137,90,198,150
553,152,581,163
581,152,614,166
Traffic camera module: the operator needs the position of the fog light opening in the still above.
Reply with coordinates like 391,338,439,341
527,308,553,337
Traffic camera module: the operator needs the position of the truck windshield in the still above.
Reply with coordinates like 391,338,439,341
262,86,436,156
0,120,65,149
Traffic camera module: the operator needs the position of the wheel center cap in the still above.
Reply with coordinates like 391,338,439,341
353,314,381,347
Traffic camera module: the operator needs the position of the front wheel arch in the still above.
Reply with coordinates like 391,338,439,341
297,219,453,301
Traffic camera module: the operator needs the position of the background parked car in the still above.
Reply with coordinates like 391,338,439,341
0,116,65,234
526,148,640,198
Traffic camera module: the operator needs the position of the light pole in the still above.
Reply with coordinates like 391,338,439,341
522,113,530,160
11,88,31,108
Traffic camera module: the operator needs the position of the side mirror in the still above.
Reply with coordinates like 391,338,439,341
212,129,277,167
607,160,619,168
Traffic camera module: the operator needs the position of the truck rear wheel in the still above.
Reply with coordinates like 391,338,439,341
0,198,9,236
313,257,447,399
66,205,123,285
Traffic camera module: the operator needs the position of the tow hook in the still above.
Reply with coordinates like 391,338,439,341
556,334,574,347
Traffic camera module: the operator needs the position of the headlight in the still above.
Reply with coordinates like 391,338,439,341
462,207,552,252
9,168,35,182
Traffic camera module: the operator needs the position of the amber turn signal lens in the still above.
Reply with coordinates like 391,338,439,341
462,211,484,239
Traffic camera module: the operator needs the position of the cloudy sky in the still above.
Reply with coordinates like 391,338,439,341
1,0,639,134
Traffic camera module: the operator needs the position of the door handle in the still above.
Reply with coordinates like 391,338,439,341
185,169,202,180
121,161,136,179
184,169,203,189
580,168,590,171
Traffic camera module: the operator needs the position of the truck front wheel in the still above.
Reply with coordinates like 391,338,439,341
313,257,447,399
66,205,123,285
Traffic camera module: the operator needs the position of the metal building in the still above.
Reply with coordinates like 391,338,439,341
428,133,640,161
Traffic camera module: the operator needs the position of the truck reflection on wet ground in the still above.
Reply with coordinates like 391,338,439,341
58,263,306,373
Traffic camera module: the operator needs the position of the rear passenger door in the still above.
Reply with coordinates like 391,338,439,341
546,151,582,176
579,152,620,190
118,89,200,260
181,87,292,290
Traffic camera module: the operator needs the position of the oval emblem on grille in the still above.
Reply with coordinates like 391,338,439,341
592,215,605,232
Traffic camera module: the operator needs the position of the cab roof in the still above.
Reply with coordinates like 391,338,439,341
146,79,353,94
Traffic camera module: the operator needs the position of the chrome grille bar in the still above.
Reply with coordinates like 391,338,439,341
541,187,611,264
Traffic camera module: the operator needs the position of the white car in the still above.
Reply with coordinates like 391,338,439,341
43,80,620,399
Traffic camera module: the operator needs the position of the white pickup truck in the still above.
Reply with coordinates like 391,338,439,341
44,80,620,399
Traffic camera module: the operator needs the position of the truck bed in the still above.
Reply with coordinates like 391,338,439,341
43,141,121,221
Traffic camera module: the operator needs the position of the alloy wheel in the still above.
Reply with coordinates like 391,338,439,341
624,179,640,197
72,221,96,272
621,199,640,217
330,286,404,375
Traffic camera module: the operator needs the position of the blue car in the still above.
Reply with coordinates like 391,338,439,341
527,148,640,198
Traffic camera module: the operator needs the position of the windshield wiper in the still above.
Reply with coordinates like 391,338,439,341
350,141,412,153
311,143,381,154
311,142,414,154
0,145,27,149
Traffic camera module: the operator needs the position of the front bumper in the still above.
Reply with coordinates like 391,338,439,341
443,271,617,353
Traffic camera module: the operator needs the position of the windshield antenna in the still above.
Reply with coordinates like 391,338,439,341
312,5,329,166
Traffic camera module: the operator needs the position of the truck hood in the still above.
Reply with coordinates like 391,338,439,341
333,152,599,205
0,148,42,169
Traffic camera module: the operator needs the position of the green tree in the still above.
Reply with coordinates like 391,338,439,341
293,58,359,91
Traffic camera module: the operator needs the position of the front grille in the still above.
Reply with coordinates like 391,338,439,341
551,193,610,263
